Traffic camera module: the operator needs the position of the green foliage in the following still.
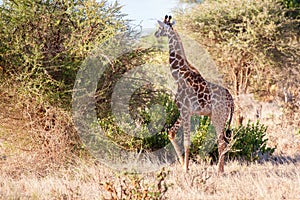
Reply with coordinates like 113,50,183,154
175,0,300,98
190,116,216,158
190,119,275,162
138,91,179,150
0,0,128,106
228,121,276,162
98,90,178,151
282,0,300,8
94,47,178,152
281,0,300,18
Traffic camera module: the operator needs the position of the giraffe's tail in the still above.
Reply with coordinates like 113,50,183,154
224,103,234,143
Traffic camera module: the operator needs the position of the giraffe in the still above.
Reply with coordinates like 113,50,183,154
154,16,234,173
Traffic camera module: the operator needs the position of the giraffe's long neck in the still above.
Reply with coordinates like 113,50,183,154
167,30,204,82
168,30,187,67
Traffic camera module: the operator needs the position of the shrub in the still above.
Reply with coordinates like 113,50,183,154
282,0,300,8
0,0,128,106
190,119,276,162
174,0,300,101
98,89,178,151
190,116,216,159
228,121,276,161
100,168,171,200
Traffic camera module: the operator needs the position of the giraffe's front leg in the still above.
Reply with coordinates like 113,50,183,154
168,116,184,165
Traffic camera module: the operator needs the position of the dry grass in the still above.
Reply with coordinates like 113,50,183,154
0,159,299,199
1,85,300,200
166,161,300,200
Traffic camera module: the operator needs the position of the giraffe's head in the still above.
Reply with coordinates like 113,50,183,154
154,15,175,38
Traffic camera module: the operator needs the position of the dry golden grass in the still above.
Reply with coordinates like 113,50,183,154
1,158,299,199
1,85,300,200
167,161,300,200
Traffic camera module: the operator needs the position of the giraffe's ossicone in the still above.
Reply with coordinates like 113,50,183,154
155,15,234,173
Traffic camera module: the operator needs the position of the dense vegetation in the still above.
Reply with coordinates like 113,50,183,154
0,0,134,170
177,0,299,97
178,0,299,115
0,0,128,106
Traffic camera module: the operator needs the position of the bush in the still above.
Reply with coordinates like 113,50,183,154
98,89,178,151
228,121,276,161
282,0,300,8
190,119,276,162
190,116,216,159
175,0,300,100
101,168,171,200
282,0,300,18
0,0,128,106
94,46,177,152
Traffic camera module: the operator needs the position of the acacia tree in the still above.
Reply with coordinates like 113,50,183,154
174,0,299,124
175,0,299,98
0,0,128,105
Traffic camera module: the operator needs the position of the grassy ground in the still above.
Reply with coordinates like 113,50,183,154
1,158,299,199
1,86,300,200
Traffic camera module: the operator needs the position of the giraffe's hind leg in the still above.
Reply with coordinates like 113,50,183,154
211,114,227,173
168,116,184,165
217,133,226,173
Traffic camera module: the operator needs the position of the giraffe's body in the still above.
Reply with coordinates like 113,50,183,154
155,17,234,173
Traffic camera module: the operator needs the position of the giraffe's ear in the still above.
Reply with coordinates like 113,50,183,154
157,20,165,28
171,20,176,26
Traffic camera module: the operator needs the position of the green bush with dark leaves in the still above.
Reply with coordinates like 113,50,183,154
98,89,178,152
190,119,276,162
228,121,276,162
